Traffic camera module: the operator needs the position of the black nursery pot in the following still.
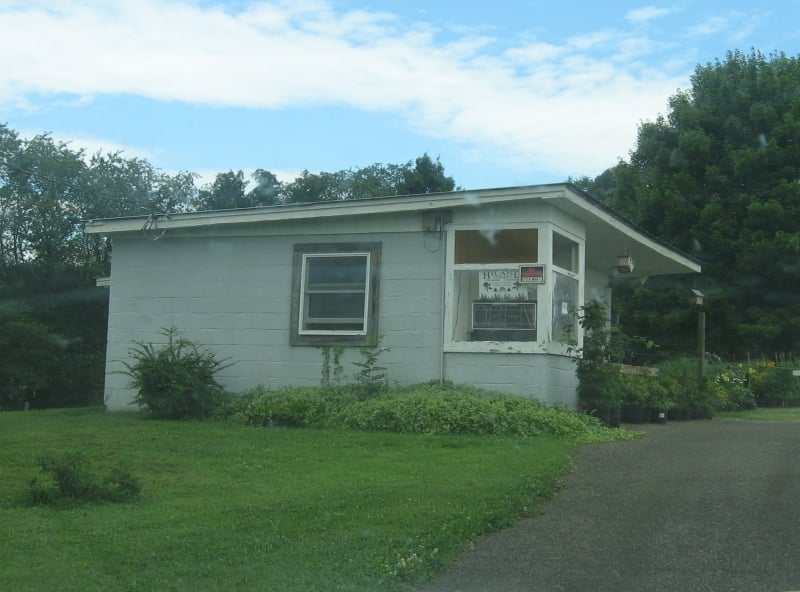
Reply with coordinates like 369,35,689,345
593,406,621,428
621,404,648,424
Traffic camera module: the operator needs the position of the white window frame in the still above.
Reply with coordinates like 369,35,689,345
445,224,547,354
549,227,584,355
298,252,371,336
444,223,585,355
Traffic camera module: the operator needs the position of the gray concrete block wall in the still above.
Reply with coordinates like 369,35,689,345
103,226,577,411
443,352,578,406
103,230,445,410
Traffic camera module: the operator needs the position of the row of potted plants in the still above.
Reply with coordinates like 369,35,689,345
584,358,800,426
575,302,800,426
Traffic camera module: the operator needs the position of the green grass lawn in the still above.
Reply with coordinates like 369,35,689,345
0,408,581,591
715,407,800,421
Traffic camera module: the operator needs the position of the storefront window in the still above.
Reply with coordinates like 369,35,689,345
451,229,541,343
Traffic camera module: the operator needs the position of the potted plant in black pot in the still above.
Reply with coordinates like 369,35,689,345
647,373,675,424
620,374,651,424
575,301,625,427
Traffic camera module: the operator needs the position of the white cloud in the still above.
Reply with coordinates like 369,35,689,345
18,128,160,162
688,15,731,37
625,6,676,24
505,42,564,64
0,0,693,178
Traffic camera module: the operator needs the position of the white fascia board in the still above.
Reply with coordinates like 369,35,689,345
83,185,568,235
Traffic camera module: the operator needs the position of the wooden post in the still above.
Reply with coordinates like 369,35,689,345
698,309,706,379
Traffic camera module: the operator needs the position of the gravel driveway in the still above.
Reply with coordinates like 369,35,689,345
419,420,800,592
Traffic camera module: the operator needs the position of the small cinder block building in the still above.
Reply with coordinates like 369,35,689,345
85,183,700,411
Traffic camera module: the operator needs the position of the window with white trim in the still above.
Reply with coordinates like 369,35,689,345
450,229,541,343
552,232,580,342
290,243,381,346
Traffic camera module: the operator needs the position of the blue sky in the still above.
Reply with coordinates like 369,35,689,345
1,0,798,191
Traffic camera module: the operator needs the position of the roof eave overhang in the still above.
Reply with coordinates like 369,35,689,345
83,183,700,276
83,185,565,235
560,191,701,276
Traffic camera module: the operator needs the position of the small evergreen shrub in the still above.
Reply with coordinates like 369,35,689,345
352,335,390,396
27,450,141,506
121,327,231,419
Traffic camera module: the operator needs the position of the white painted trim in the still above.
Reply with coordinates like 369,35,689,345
444,340,549,354
298,251,371,337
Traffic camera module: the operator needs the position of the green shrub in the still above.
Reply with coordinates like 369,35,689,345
0,313,62,410
239,386,345,427
749,363,800,407
574,302,626,410
619,374,650,407
650,374,677,411
235,383,629,441
211,390,259,420
706,363,756,411
334,384,616,440
121,327,231,419
335,387,506,436
27,450,141,506
656,357,717,413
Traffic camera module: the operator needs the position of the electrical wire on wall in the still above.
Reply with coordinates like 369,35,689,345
141,213,170,241
423,215,446,253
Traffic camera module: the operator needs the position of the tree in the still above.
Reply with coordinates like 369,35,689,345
0,125,198,407
248,169,282,206
348,163,404,199
396,153,456,195
281,169,349,204
193,170,249,211
594,50,800,357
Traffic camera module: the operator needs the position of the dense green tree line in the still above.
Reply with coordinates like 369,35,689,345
578,50,800,358
0,124,455,409
191,154,455,210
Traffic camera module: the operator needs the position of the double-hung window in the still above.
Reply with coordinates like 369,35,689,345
291,242,381,345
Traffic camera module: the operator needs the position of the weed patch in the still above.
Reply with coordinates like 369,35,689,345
26,449,141,507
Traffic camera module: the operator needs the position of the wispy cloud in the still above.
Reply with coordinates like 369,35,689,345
0,0,694,177
686,10,768,44
688,15,731,36
625,6,677,24
18,128,160,163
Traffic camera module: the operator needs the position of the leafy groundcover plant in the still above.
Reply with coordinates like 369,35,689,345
236,382,636,443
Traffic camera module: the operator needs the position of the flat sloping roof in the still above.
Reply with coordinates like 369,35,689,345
84,182,700,277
